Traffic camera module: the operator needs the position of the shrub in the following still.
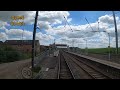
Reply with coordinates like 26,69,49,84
32,66,41,73
0,46,31,63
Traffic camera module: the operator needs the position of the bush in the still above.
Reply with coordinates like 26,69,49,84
0,46,31,63
0,51,7,63
32,66,41,73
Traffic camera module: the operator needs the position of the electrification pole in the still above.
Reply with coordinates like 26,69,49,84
72,39,74,52
85,39,88,55
112,11,119,54
108,33,111,60
98,21,99,31
32,11,39,69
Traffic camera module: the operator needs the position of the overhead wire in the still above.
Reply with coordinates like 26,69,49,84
63,15,73,32
85,17,94,31
63,18,66,31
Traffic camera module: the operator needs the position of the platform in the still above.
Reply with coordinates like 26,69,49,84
66,51,120,70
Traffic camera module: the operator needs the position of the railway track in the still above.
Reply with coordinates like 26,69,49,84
64,51,112,79
57,51,75,79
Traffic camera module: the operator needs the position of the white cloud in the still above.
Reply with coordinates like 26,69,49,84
0,11,35,24
0,28,55,46
36,32,54,41
38,11,70,24
0,32,8,42
98,14,119,24
45,14,120,48
38,21,51,30
6,29,23,36
0,21,10,30
36,32,55,45
3,29,33,40
0,12,120,48
0,11,71,29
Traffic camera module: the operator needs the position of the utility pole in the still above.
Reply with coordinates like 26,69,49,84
108,33,111,60
54,39,55,44
83,38,88,55
85,39,88,55
78,44,80,53
72,39,74,52
32,11,39,69
112,11,119,54
54,39,56,49
53,39,56,55
98,21,99,31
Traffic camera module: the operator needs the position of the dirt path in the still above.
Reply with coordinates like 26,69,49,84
0,59,31,79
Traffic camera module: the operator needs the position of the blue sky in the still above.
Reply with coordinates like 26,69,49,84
70,11,120,24
69,11,104,24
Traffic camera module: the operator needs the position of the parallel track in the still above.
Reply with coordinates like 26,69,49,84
64,51,112,79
